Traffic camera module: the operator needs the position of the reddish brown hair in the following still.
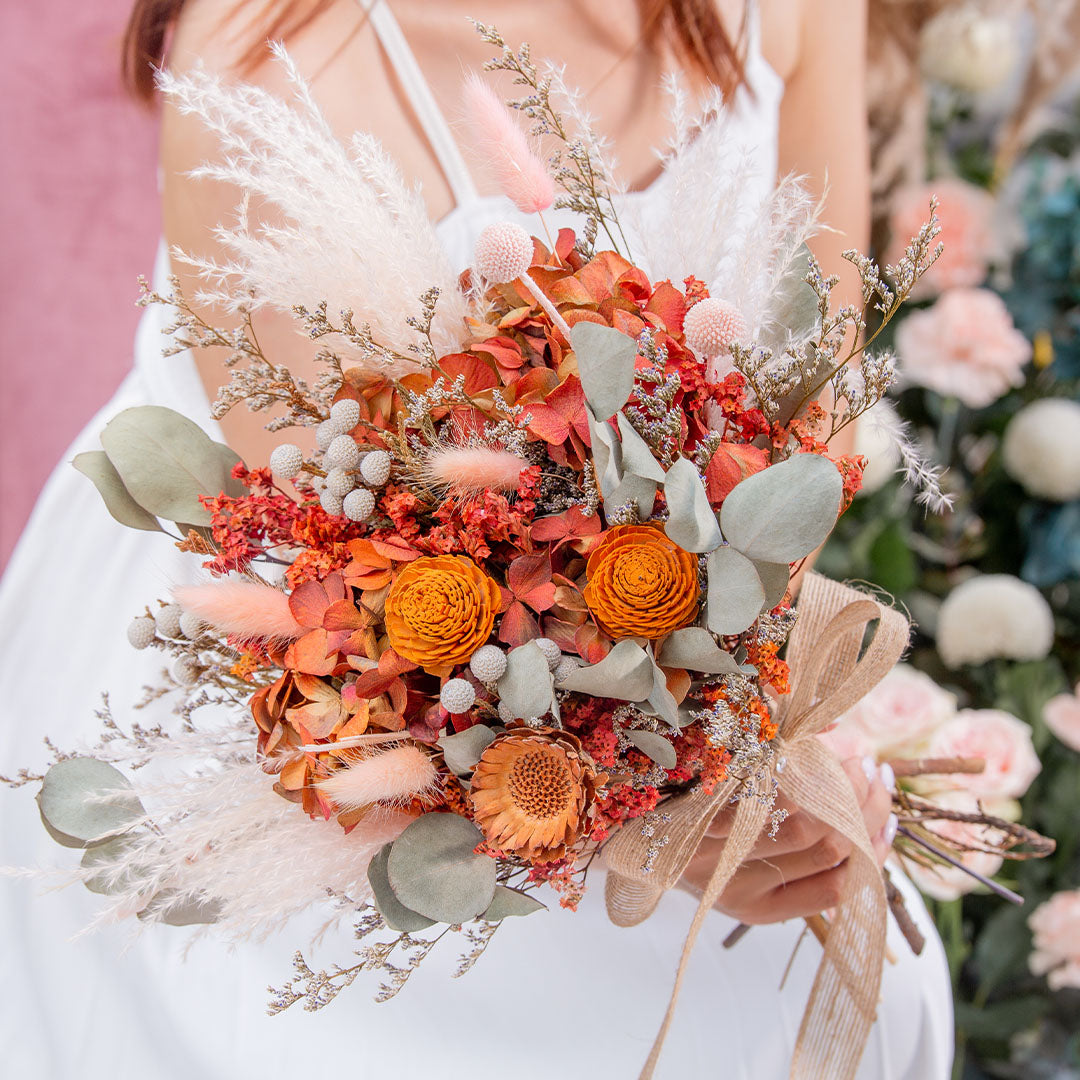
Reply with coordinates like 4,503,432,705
122,0,747,102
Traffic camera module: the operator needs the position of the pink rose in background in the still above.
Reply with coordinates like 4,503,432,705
895,288,1031,408
887,178,995,295
1029,889,1080,990
1043,684,1080,752
925,708,1041,799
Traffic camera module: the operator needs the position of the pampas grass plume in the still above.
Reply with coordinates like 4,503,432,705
318,746,438,810
463,73,554,214
426,446,527,495
173,580,304,642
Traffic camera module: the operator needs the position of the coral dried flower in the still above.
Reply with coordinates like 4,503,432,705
384,555,501,676
583,524,699,640
470,728,601,862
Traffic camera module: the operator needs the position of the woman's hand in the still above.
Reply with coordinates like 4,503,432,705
681,756,896,925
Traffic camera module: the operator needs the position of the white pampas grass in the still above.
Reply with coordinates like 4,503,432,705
463,73,554,214
317,746,438,811
173,578,304,642
868,401,955,512
156,45,467,371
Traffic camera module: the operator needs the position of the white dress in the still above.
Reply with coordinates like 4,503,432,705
0,4,953,1077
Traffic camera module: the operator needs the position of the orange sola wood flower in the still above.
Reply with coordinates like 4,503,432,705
383,554,501,676
470,727,602,862
582,524,699,640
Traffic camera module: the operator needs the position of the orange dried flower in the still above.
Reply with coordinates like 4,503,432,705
384,554,501,676
470,727,602,862
582,524,699,640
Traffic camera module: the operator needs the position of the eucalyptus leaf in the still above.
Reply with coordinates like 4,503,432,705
212,441,247,498
706,546,766,636
643,651,681,728
81,835,142,896
616,414,666,482
139,891,223,926
570,322,639,419
387,813,496,924
73,451,163,532
100,407,242,527
498,642,555,722
607,474,658,518
720,453,842,563
657,627,742,675
625,729,677,769
37,758,144,848
366,842,437,931
663,457,723,552
754,560,791,611
556,640,655,701
767,243,820,344
482,885,547,921
438,725,497,778
586,409,623,498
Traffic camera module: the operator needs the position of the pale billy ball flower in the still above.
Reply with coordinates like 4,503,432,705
919,6,1020,94
359,450,392,488
179,610,204,640
497,700,517,723
171,655,201,687
126,616,156,650
682,297,746,359
329,397,361,432
324,468,356,498
315,419,339,451
342,487,376,522
269,443,304,479
533,637,562,670
937,573,1054,668
154,603,184,639
554,655,580,685
469,644,507,683
474,221,533,284
320,490,344,517
1002,398,1080,501
440,678,476,715
325,434,360,470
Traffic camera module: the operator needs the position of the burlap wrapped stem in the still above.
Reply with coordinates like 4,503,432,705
603,574,911,1080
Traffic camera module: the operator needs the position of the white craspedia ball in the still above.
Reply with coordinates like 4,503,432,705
440,678,477,715
360,450,392,488
179,610,204,640
937,574,1055,668
320,490,344,516
316,419,339,451
533,637,562,670
469,644,507,683
154,604,183,639
342,487,376,522
171,655,201,687
269,443,304,479
126,616,156,650
683,297,746,358
1002,398,1080,502
553,655,580,685
325,435,360,470
325,467,356,498
329,398,361,432
474,221,533,284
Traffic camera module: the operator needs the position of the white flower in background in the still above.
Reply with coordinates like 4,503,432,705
902,790,1005,902
919,5,1021,94
937,573,1054,667
1043,683,1080,752
854,403,902,496
1029,889,1080,990
1002,398,1080,501
925,708,1041,799
895,288,1031,408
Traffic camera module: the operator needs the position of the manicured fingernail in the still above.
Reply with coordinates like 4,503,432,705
861,755,877,784
884,813,898,847
879,762,896,792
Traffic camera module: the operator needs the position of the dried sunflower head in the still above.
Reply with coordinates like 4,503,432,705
469,727,602,862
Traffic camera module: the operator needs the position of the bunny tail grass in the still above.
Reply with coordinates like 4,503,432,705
173,580,304,642
317,746,439,811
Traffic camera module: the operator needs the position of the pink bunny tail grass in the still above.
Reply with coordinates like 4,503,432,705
425,446,529,496
173,581,304,642
317,746,439,811
463,73,554,214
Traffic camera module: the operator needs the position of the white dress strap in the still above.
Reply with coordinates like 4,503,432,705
355,0,480,208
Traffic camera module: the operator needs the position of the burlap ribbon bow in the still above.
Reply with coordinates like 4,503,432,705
603,574,911,1079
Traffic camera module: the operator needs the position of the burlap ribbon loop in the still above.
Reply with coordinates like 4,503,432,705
602,574,911,1080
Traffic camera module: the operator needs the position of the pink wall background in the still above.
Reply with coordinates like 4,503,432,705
1,1,159,570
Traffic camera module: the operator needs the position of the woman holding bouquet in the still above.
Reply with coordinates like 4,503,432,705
0,1,953,1076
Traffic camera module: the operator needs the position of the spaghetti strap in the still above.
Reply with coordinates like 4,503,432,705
355,0,480,208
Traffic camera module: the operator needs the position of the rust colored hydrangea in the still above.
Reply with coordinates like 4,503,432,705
384,554,500,676
582,524,699,640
